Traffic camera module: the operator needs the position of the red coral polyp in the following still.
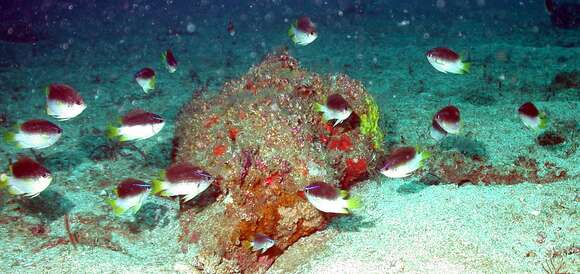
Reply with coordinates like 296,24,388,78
245,79,257,94
213,144,227,156
327,134,352,151
340,158,368,189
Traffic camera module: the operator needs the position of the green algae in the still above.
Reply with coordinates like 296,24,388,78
360,95,384,150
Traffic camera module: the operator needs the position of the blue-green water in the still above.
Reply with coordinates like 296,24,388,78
0,1,578,273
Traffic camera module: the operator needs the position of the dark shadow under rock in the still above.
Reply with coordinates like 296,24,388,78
17,190,75,223
397,181,429,194
439,136,489,159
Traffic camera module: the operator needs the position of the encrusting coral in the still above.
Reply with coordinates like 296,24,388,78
171,49,380,273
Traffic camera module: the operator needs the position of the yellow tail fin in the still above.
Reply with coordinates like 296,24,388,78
538,112,549,129
0,174,8,188
461,62,471,74
346,196,361,210
108,198,125,216
149,76,156,90
105,125,119,139
151,178,165,195
242,240,253,250
3,132,16,145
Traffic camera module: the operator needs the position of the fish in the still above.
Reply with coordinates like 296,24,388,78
106,109,165,142
288,16,318,46
108,178,151,216
162,49,177,73
426,47,471,74
315,94,353,127
303,181,361,214
430,105,461,141
0,156,52,198
380,146,431,178
545,0,580,29
152,162,213,202
46,83,87,121
430,117,448,141
518,102,548,130
227,20,235,36
134,68,156,93
3,119,62,149
244,233,276,254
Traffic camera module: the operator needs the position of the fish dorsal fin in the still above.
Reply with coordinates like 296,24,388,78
125,109,147,117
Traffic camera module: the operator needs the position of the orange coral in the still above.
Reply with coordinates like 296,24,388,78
327,134,352,151
213,144,227,156
340,158,369,189
245,79,257,95
229,127,239,142
204,115,220,129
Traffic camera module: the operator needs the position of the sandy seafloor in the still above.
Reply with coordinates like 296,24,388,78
0,2,578,273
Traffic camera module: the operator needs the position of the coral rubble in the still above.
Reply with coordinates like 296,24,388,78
172,49,380,273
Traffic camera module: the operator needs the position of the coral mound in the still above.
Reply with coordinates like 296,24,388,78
172,49,379,273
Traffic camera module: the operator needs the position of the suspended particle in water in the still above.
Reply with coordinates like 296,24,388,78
436,0,446,8
338,10,343,16
423,33,430,39
186,23,196,33
264,12,274,22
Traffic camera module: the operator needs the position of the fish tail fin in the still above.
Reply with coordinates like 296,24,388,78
314,102,325,113
414,146,432,166
161,51,167,65
3,131,16,145
108,198,125,216
151,178,165,195
315,103,330,121
242,240,253,250
149,76,156,90
105,125,119,140
346,196,362,210
538,112,549,129
422,150,433,161
460,62,471,74
288,25,296,41
0,174,8,189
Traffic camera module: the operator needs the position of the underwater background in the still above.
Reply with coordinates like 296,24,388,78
0,0,578,273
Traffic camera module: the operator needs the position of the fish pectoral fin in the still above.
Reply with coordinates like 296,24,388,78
182,193,198,202
8,186,24,195
26,192,41,198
